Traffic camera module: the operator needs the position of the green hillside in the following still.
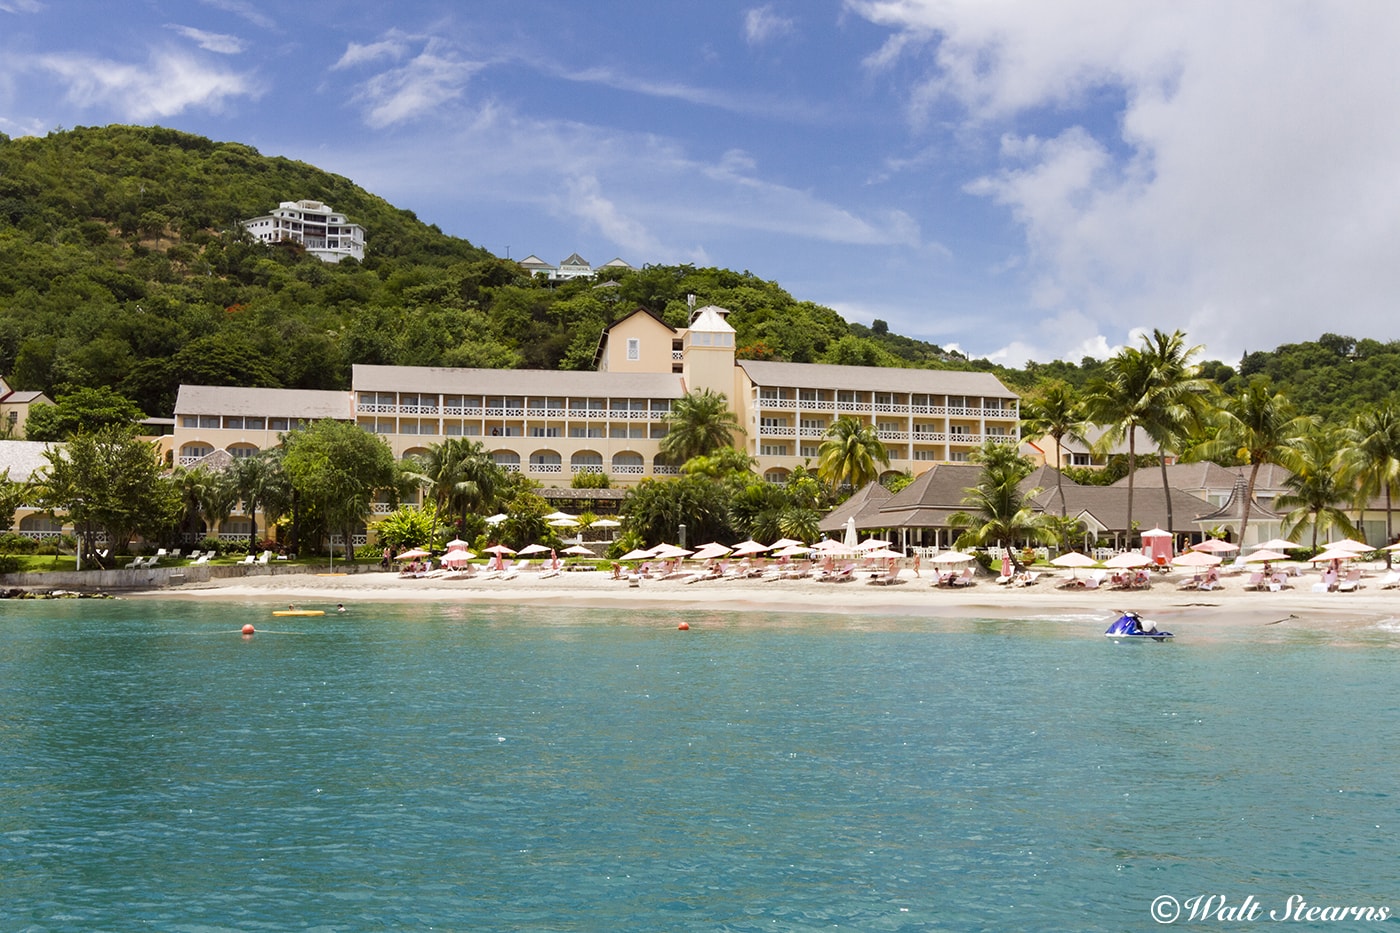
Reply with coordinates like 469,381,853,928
2,124,1399,423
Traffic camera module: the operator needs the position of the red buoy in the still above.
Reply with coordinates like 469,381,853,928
242,624,255,636
678,621,690,631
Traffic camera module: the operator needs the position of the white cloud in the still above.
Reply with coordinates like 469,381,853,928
848,0,1400,362
196,0,274,31
33,48,258,120
341,36,484,128
0,0,42,13
744,5,794,45
333,33,414,71
166,24,246,55
327,102,923,265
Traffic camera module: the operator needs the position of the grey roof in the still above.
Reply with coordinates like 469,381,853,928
818,481,894,532
737,360,1018,397
0,440,58,482
1193,477,1286,524
0,389,49,405
353,364,686,399
1114,461,1293,494
1031,485,1217,534
863,463,986,530
175,385,351,419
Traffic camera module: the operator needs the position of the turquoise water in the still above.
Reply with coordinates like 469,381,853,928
2,601,1397,931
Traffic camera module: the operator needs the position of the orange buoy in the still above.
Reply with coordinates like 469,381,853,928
242,624,255,636
678,621,690,631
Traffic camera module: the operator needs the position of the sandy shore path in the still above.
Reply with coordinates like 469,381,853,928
141,563,1400,639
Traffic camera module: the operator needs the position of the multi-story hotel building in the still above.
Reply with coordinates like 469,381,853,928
240,199,366,263
170,305,1021,490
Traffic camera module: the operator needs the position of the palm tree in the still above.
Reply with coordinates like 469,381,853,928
948,442,1054,569
231,451,289,553
660,389,743,464
1019,380,1090,516
1276,427,1357,549
1342,403,1400,549
1138,329,1210,533
1191,376,1312,546
402,438,502,541
816,416,890,493
1084,346,1156,535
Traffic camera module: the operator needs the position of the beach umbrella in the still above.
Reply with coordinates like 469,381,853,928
650,543,693,559
517,544,552,555
589,518,621,528
442,548,474,567
1140,527,1172,538
1191,539,1239,554
544,511,576,522
1251,538,1298,551
1104,552,1152,569
484,544,516,555
690,543,732,561
1322,539,1372,554
1051,552,1099,568
1050,551,1098,580
930,550,974,564
844,517,857,548
810,539,847,552
1173,550,1221,567
730,540,771,556
485,513,508,526
1244,549,1289,563
768,537,804,549
772,544,812,558
548,518,579,528
619,548,654,561
445,538,470,549
856,538,892,551
561,545,595,556
1311,548,1359,563
1384,542,1400,552
395,548,430,560
863,547,902,560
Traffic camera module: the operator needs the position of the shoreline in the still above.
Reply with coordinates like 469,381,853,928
133,564,1400,637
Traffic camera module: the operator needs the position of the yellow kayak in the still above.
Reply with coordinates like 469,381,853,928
272,609,325,617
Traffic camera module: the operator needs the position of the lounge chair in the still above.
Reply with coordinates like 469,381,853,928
193,553,212,565
1243,571,1265,591
1337,568,1363,592
1378,571,1400,590
240,554,255,565
1013,571,1040,587
257,551,272,565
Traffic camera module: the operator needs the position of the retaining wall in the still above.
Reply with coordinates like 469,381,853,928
0,561,385,592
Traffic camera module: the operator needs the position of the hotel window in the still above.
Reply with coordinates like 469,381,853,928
528,427,561,437
244,417,265,431
223,416,244,430
569,427,588,438
950,425,970,436
199,416,220,429
949,451,970,462
837,391,857,404
760,443,789,457
445,424,463,436
799,389,818,402
610,426,628,439
914,450,938,461
269,418,290,431
627,338,640,361
877,421,899,432
800,418,825,430
760,417,788,430
650,425,669,438
875,393,893,406
987,426,1007,436
759,388,778,401
181,415,199,428
800,444,820,458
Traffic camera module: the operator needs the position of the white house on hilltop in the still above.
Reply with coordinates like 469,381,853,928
517,254,633,281
241,199,365,263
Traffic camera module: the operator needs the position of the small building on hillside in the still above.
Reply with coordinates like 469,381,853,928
518,254,634,281
241,199,365,263
0,378,53,439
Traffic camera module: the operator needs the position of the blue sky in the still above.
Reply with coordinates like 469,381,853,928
4,1,1400,368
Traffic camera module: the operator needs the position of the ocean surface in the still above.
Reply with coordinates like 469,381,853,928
1,599,1397,931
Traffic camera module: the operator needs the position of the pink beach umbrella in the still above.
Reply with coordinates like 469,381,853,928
1191,539,1239,554
730,540,771,556
1104,552,1152,569
1173,550,1221,567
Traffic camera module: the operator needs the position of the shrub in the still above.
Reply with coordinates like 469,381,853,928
199,536,222,554
0,533,39,554
0,554,21,574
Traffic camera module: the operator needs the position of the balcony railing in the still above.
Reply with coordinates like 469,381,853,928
612,464,644,475
752,398,1017,418
529,462,563,474
571,464,605,474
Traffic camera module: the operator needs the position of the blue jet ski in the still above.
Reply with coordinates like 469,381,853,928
1105,610,1173,642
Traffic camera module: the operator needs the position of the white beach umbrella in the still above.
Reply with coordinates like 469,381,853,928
517,544,552,555
445,538,470,549
930,550,974,564
1243,549,1289,563
810,539,848,552
844,517,857,548
544,511,576,522
863,548,902,560
856,538,892,551
560,545,595,556
618,548,654,561
772,545,812,558
1139,527,1172,539
1251,538,1298,551
730,540,771,556
485,513,508,526
1050,552,1099,568
590,518,622,528
484,544,516,555
768,538,804,549
395,548,430,560
548,518,579,528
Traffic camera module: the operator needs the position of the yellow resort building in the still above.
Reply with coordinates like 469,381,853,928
170,305,1022,491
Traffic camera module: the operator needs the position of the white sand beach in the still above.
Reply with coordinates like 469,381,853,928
144,560,1400,639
